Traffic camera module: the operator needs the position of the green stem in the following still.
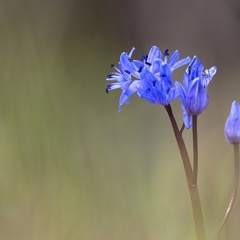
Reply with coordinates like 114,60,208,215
192,115,198,186
165,105,206,240
214,143,239,239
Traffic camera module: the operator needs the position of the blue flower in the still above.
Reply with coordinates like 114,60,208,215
176,56,217,128
138,49,190,105
106,48,141,111
106,46,191,111
137,62,178,105
224,100,240,144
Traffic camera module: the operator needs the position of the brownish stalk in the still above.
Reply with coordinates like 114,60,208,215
165,105,206,240
192,115,198,186
214,143,239,239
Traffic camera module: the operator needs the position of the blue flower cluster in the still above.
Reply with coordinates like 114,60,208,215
106,46,217,128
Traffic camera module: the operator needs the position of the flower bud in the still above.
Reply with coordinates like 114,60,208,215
176,56,217,128
224,100,240,144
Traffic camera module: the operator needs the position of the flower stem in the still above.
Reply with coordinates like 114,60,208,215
192,115,198,186
214,143,239,239
165,105,193,184
180,123,185,134
165,105,206,240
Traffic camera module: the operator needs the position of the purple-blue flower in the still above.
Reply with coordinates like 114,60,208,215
106,46,191,111
176,56,217,128
106,48,141,111
224,101,240,144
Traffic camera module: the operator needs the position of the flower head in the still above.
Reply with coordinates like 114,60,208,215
106,48,141,111
137,62,179,105
106,46,191,111
224,100,240,144
176,56,217,128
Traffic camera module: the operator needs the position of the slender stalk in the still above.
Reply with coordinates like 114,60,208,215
165,105,206,240
192,115,198,186
214,143,239,239
180,123,185,134
164,105,193,184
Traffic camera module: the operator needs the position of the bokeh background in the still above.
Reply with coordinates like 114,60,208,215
0,0,240,239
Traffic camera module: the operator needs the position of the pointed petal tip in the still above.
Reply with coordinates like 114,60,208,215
230,100,240,115
128,47,136,57
209,66,217,76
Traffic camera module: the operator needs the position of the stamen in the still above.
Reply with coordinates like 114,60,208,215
138,66,143,73
105,85,111,93
141,53,148,61
125,70,131,74
145,62,152,66
164,49,169,57
164,49,169,62
110,64,115,68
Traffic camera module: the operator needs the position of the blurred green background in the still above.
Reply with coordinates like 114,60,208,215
0,0,240,239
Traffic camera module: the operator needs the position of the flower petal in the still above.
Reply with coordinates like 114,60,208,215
147,46,161,63
183,109,192,129
175,81,186,103
120,52,140,78
171,57,191,71
140,67,158,84
168,50,179,67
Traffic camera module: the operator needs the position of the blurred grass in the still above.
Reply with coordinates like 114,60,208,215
0,2,239,240
0,30,195,239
